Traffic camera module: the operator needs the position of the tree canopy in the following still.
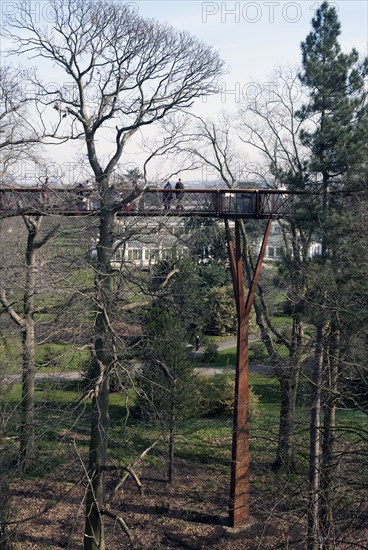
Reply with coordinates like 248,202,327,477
6,0,225,183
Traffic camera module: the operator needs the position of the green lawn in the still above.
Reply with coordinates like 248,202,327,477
2,371,367,482
0,340,90,374
197,342,269,368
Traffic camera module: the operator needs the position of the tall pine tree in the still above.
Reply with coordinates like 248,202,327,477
297,3,367,549
298,1,367,194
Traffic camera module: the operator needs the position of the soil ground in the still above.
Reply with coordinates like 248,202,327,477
5,457,303,550
3,427,367,549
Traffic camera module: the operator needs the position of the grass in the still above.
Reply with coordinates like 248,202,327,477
198,339,291,369
196,341,269,368
271,315,292,330
2,370,367,547
1,372,277,462
36,343,90,372
2,364,367,474
250,372,280,404
206,334,236,344
67,267,94,287
0,341,90,374
175,418,232,465
336,408,368,420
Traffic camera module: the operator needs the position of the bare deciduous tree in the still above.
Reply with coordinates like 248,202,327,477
0,215,61,469
182,113,245,186
0,68,38,184
5,2,224,547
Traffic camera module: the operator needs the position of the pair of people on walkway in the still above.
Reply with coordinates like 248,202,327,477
163,179,184,210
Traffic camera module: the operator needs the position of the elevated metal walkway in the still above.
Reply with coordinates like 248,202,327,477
0,186,295,219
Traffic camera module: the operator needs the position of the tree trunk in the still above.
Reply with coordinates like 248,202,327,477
84,372,110,550
19,319,36,469
273,364,300,470
307,322,325,550
84,204,114,550
320,326,340,548
167,381,176,484
19,221,38,470
168,425,175,484
273,315,304,471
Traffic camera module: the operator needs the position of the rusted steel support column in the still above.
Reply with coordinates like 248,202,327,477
225,219,238,304
244,218,273,319
229,220,250,527
225,218,273,528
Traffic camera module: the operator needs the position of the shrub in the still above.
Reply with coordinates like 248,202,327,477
197,370,260,418
202,341,219,363
205,286,237,335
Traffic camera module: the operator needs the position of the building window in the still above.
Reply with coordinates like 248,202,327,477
276,247,283,257
114,249,122,261
145,248,159,262
128,249,142,261
268,246,275,258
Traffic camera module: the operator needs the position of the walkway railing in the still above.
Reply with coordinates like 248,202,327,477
0,186,295,219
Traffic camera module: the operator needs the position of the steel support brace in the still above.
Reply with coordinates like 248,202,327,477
225,218,273,528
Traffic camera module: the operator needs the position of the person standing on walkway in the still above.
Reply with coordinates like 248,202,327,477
41,176,49,206
175,178,184,210
163,180,173,210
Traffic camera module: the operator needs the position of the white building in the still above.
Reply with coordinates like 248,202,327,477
87,218,190,269
89,218,321,268
255,220,322,262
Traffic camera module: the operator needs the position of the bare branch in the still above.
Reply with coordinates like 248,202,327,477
0,289,25,328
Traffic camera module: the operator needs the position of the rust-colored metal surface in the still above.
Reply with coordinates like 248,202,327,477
225,219,238,304
226,218,272,528
229,220,250,526
245,218,273,320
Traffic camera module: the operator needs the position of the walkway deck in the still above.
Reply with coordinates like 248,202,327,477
0,187,294,219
